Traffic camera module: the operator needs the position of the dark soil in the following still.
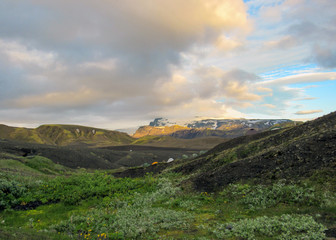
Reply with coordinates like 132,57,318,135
0,139,198,169
112,163,168,178
326,228,336,238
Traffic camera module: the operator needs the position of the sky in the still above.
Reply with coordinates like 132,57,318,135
0,0,335,129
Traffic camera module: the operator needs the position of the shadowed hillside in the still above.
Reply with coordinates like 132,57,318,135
170,111,336,192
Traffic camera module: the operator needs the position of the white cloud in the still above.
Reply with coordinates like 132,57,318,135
0,39,59,69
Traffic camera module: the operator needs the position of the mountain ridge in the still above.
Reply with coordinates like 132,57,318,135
133,118,296,138
0,124,133,147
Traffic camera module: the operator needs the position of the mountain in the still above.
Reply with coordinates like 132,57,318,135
117,111,336,192
133,125,191,138
150,117,292,129
133,118,295,139
0,123,226,149
0,124,133,147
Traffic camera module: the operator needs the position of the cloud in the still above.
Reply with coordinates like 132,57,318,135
259,72,336,86
150,98,247,120
264,36,297,50
193,67,262,101
153,74,194,106
0,39,58,69
263,104,276,109
300,97,317,100
283,1,336,68
0,0,254,128
215,36,244,51
311,45,336,69
10,87,105,109
0,0,250,59
79,59,117,71
295,110,323,115
0,0,334,128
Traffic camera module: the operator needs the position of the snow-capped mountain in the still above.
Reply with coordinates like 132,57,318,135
149,118,292,130
134,118,295,139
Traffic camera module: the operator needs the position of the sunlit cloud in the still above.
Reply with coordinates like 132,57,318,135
259,72,336,86
295,110,323,115
263,104,276,109
0,0,335,128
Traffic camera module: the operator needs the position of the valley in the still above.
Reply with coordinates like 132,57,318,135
0,112,335,239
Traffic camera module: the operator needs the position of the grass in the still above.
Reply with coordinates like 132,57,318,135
0,154,335,239
0,154,69,176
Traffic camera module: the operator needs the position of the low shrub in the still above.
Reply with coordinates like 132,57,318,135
0,179,29,209
50,178,193,239
220,181,334,210
212,214,326,240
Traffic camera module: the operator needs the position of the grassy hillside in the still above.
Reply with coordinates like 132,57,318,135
0,124,134,147
36,124,134,146
0,124,45,144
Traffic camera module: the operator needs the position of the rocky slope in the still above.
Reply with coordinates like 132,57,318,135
171,111,336,191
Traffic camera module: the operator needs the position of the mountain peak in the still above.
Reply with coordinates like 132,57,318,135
134,117,295,139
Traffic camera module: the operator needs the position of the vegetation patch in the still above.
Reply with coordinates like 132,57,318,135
211,214,326,240
220,181,336,211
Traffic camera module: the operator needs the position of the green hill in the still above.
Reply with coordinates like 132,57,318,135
0,124,133,147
